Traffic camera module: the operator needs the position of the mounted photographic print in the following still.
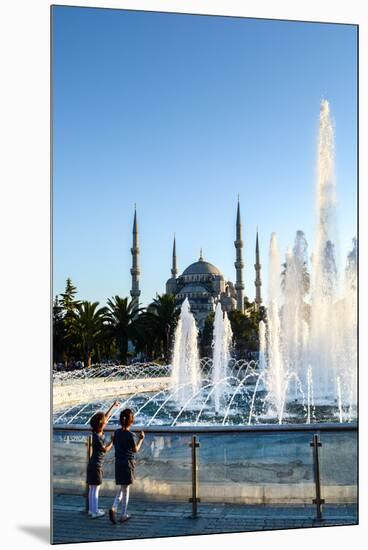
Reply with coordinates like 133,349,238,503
52,4,358,544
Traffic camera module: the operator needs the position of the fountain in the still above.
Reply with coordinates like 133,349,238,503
337,237,357,415
170,298,201,407
308,99,339,400
265,232,284,419
264,100,357,420
53,100,356,428
282,231,309,397
211,302,233,413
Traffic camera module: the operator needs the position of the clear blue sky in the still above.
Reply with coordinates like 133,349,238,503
52,6,357,306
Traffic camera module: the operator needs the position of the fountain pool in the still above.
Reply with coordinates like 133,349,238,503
53,100,357,429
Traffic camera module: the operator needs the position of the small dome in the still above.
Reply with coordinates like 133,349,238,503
182,259,221,277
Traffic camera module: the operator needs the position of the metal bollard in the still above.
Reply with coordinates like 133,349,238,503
310,433,325,521
85,434,93,513
189,435,200,518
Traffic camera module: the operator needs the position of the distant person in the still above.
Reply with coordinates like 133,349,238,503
109,409,145,524
87,400,120,519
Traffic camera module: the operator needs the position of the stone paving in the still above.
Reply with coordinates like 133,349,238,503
52,494,358,544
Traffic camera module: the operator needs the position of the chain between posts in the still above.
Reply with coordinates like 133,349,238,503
189,435,200,518
310,432,325,521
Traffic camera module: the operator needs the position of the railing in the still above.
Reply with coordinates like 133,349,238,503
53,423,357,521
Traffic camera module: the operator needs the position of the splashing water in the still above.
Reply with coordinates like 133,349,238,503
336,238,357,415
211,302,233,413
308,99,339,400
265,100,357,418
259,320,267,371
265,232,284,418
282,231,309,398
170,298,201,406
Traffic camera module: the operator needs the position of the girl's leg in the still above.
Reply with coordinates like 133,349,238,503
89,485,97,514
112,486,123,512
95,485,100,512
88,485,94,514
121,485,130,518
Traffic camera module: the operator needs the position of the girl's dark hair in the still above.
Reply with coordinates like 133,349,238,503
120,408,134,429
90,412,106,433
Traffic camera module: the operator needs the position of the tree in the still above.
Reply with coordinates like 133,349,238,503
53,295,65,364
70,301,108,367
146,294,179,362
228,308,260,356
59,278,80,362
200,312,215,358
106,296,141,364
133,311,158,361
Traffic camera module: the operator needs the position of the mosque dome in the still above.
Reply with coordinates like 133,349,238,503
182,256,221,277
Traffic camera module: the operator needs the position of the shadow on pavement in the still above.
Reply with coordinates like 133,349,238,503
18,525,50,544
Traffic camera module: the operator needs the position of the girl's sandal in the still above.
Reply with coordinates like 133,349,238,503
119,515,131,523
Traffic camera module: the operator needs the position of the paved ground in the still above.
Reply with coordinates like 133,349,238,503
52,494,358,544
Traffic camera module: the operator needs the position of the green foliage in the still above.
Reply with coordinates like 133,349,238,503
59,278,79,313
145,294,179,362
228,304,264,355
58,278,80,362
133,311,158,360
69,301,109,367
132,294,179,362
199,303,265,358
53,295,65,363
53,279,266,366
200,312,215,357
106,296,141,364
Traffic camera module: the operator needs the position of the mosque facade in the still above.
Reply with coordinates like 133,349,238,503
130,200,262,329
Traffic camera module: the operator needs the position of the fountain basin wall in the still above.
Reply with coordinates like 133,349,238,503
53,378,171,409
53,424,357,505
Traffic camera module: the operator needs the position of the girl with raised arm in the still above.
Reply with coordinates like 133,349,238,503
86,400,120,519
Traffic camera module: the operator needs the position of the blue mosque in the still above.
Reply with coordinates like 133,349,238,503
129,200,262,329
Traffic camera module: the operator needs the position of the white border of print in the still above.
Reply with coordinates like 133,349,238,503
1,1,366,549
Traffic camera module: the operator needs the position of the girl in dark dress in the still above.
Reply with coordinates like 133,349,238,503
109,409,145,524
87,400,119,519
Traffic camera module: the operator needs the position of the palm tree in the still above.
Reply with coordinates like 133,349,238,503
146,294,179,362
70,301,109,367
106,296,141,365
134,310,165,361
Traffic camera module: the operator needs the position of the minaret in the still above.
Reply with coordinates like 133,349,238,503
254,229,262,310
171,235,178,278
234,198,244,312
166,235,178,295
130,206,141,303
